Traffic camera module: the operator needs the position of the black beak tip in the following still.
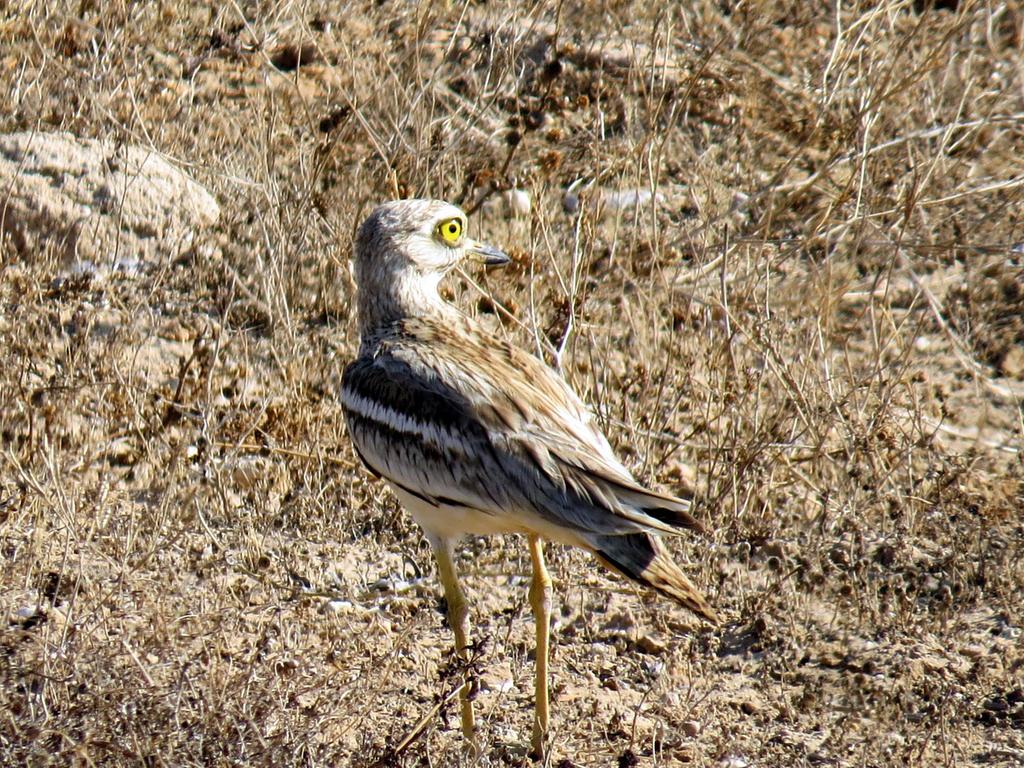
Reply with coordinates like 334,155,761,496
475,243,510,267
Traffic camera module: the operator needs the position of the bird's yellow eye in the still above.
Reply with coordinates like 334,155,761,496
437,217,464,245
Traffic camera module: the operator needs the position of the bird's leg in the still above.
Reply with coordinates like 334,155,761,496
431,539,477,748
528,534,551,758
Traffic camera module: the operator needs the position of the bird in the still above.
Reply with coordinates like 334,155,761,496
340,198,716,758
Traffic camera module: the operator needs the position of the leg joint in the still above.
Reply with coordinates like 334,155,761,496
528,576,551,609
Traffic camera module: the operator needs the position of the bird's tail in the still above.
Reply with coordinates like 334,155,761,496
592,532,718,624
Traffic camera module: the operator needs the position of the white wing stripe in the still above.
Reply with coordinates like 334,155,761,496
341,385,470,454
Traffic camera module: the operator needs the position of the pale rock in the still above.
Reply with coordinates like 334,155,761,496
1001,346,1024,379
227,456,275,491
636,633,668,655
479,662,515,695
503,188,531,217
0,131,219,265
600,187,664,211
959,644,986,659
324,599,354,614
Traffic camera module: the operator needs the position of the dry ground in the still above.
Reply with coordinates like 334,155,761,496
2,1,1023,766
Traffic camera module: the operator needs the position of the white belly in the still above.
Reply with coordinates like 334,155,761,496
392,486,526,541
390,485,587,548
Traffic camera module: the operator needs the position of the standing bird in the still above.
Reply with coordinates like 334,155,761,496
341,199,716,757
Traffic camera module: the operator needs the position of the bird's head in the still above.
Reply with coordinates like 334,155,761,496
354,199,508,287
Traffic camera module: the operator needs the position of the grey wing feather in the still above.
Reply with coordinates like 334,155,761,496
341,355,516,513
342,320,701,539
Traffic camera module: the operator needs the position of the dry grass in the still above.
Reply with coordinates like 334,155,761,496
2,1,1023,766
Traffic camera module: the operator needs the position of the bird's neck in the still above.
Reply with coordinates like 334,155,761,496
357,269,460,347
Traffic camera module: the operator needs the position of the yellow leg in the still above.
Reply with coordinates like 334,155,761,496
431,539,477,749
528,534,551,758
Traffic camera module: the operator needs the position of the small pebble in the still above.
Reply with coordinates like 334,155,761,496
643,659,665,677
505,188,531,217
370,577,411,593
740,699,760,715
325,600,353,614
636,634,667,655
681,720,701,738
601,188,660,210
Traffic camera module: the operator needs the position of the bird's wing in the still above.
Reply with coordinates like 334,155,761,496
341,317,701,538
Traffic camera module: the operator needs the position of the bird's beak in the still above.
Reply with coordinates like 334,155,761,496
464,238,510,267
